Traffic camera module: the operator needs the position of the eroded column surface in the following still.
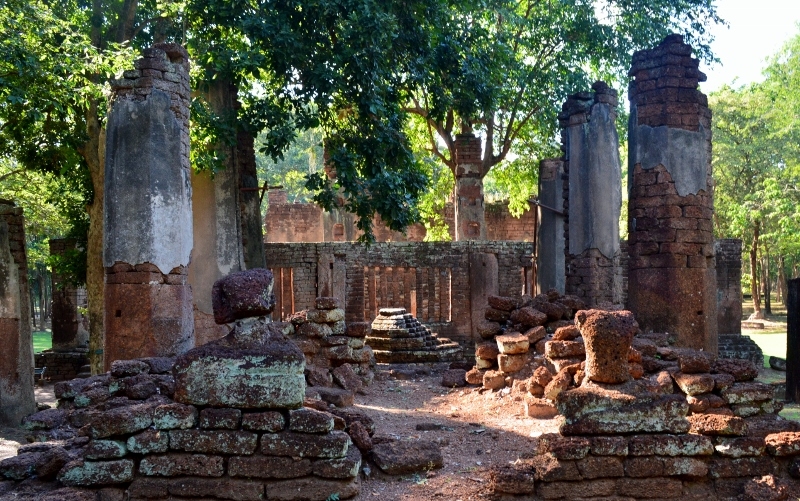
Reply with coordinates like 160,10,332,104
103,44,194,369
49,239,89,352
560,82,624,306
0,201,35,425
536,159,565,294
627,34,717,353
453,134,486,241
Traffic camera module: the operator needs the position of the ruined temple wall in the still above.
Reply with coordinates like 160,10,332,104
265,241,533,347
627,34,717,353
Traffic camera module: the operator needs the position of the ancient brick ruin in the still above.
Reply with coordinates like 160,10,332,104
35,238,91,382
103,43,194,369
0,201,35,425
626,34,717,352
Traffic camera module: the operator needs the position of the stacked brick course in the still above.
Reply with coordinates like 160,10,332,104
366,307,462,363
627,34,717,353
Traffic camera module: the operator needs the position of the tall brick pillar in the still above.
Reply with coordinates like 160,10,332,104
49,238,89,351
103,44,194,369
560,82,624,306
0,201,35,425
536,159,566,294
627,34,717,353
453,134,486,241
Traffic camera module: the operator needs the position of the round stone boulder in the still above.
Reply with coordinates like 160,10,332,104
575,309,638,384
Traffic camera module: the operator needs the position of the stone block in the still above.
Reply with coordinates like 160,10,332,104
315,387,354,407
498,353,527,373
289,408,335,433
688,413,747,436
138,453,224,477
264,476,360,501
228,455,312,479
510,307,547,327
311,446,362,479
524,396,558,419
489,464,535,494
199,408,241,429
576,456,624,479
306,308,345,324
58,460,135,486
153,403,197,430
672,371,715,395
84,440,127,460
260,431,350,458
544,340,585,359
126,429,168,454
88,403,154,438
628,433,713,456
714,436,766,457
590,436,628,456
496,333,530,354
371,440,443,475
169,430,258,455
720,382,774,405
241,411,285,432
331,364,363,393
765,432,800,456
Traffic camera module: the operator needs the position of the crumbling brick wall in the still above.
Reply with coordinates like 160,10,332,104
265,241,533,346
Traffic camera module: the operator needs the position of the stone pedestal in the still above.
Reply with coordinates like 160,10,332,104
560,82,624,306
103,44,194,369
626,34,717,353
0,202,35,425
453,134,486,241
536,159,565,294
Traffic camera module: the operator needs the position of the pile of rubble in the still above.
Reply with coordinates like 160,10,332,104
0,270,371,500
285,297,374,406
488,308,800,499
464,291,586,392
366,307,462,363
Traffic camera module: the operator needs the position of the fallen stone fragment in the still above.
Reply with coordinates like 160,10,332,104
510,307,548,327
315,387,355,407
347,421,373,453
21,408,66,431
524,396,558,419
742,474,788,501
543,368,572,401
332,364,364,393
441,368,467,387
525,326,547,344
490,464,535,494
552,325,580,341
496,333,530,354
371,441,443,475
483,370,506,390
0,453,38,480
498,353,526,373
475,342,500,360
712,358,759,382
488,295,519,312
110,359,150,378
544,340,585,359
672,371,715,396
465,368,485,385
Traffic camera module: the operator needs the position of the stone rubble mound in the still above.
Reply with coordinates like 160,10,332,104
489,304,800,499
366,307,463,363
464,290,586,399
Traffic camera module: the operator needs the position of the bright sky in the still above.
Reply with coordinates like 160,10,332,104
701,0,800,92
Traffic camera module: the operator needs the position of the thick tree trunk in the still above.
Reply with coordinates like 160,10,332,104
82,102,105,374
750,221,763,319
763,254,772,315
779,256,787,305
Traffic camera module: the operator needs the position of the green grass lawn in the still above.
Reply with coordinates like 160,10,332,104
32,331,52,353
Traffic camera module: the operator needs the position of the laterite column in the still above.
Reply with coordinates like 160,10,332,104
627,34,717,353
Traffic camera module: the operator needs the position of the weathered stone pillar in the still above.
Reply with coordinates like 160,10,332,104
49,239,89,352
103,44,194,369
0,201,35,425
627,34,717,353
716,239,742,335
453,134,486,241
560,82,623,306
536,159,565,294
